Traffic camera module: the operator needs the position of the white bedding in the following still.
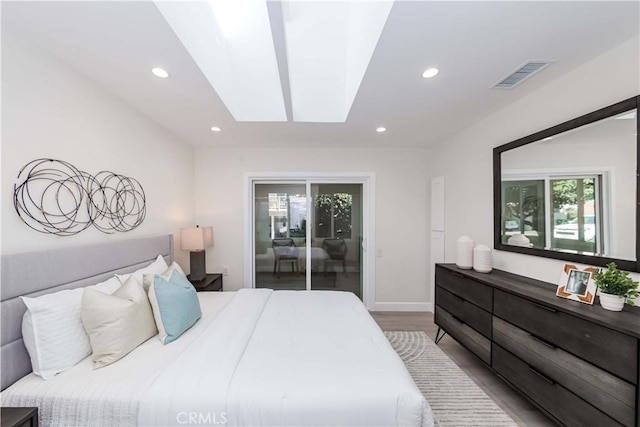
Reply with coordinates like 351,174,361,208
1,292,235,426
3,290,434,427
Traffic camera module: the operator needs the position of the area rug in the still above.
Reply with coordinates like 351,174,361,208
385,331,518,427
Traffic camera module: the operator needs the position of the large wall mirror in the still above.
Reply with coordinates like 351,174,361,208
493,96,639,271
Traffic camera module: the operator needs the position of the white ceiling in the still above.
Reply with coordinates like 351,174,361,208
3,1,639,148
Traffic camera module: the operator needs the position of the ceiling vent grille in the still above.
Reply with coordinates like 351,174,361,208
492,61,554,89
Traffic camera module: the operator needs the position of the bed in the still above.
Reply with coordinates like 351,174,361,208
1,235,434,426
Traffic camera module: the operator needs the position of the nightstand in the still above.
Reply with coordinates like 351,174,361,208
188,273,223,292
1,407,38,427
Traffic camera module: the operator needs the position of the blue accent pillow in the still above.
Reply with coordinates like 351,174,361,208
148,270,202,344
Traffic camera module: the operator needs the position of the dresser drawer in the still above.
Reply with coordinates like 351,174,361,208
435,307,490,364
435,268,492,311
494,289,637,383
493,317,635,427
435,286,492,338
493,343,622,427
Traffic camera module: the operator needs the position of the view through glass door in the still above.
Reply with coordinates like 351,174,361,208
254,183,306,290
308,184,363,297
253,182,363,300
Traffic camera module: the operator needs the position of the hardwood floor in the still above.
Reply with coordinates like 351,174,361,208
370,311,556,427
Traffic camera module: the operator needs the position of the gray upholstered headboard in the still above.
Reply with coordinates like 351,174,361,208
1,234,174,390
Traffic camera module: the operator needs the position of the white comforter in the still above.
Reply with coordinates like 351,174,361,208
3,289,433,427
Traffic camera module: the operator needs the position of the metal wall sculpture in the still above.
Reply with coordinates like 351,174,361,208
13,158,146,236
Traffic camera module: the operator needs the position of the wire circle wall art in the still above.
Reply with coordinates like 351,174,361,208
13,158,146,236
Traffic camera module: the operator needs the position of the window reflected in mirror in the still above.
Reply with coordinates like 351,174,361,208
502,180,545,248
500,108,636,261
502,176,603,254
550,177,600,254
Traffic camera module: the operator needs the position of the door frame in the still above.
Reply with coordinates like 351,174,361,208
244,172,376,309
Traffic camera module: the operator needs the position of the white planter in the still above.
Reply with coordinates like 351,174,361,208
473,245,492,273
456,236,474,269
599,292,625,311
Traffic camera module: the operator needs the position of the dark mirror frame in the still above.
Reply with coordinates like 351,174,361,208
493,95,640,272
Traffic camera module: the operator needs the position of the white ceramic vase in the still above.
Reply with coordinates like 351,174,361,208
599,292,625,311
456,235,474,269
473,245,492,273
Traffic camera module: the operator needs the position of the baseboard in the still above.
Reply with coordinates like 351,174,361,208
371,302,433,312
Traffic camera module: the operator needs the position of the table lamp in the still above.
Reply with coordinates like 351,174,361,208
180,225,213,281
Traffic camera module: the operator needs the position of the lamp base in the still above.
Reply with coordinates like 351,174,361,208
190,250,206,282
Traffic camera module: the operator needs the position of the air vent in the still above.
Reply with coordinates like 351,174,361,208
492,61,554,89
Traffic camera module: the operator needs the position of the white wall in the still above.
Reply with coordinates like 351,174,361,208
430,35,640,285
1,32,195,269
194,147,431,308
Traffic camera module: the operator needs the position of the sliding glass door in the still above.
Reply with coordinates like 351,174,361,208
252,181,363,300
254,183,306,290
308,184,362,297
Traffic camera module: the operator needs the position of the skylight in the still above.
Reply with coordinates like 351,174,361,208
155,1,394,124
283,1,394,122
155,1,287,122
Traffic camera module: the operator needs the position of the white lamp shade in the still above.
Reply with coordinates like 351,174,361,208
181,226,213,251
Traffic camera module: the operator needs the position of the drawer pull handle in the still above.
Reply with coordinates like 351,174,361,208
527,365,556,385
453,272,465,279
532,302,557,313
530,333,557,350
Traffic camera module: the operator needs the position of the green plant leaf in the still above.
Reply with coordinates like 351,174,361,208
594,263,640,305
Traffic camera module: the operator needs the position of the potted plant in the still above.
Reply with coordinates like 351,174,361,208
594,263,639,311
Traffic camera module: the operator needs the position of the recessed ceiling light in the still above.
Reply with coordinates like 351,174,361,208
376,127,386,133
152,67,169,78
211,126,222,132
422,68,439,79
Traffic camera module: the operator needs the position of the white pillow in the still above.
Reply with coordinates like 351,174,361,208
21,289,92,379
116,254,168,285
142,262,187,292
89,276,122,295
81,276,158,368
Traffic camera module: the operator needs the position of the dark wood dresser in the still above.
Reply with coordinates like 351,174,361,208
435,263,640,427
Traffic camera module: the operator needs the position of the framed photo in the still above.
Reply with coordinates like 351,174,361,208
556,264,598,305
